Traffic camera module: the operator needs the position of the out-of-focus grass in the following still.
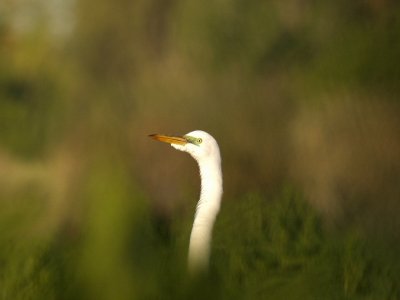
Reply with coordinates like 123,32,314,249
1,1,400,299
1,182,399,299
212,190,400,300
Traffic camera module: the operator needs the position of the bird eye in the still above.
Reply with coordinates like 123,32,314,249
197,138,202,144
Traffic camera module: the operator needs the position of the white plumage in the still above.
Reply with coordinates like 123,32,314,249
149,130,223,273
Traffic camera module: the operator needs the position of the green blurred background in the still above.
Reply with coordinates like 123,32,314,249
1,0,400,299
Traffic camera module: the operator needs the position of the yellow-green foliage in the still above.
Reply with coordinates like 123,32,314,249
1,1,400,299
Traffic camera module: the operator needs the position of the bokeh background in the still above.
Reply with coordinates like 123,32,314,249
1,0,400,299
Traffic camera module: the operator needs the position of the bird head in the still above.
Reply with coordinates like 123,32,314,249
149,130,220,163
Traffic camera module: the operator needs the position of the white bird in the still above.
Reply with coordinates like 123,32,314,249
149,130,223,273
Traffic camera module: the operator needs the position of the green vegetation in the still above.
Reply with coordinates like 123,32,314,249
1,1,400,299
1,187,399,299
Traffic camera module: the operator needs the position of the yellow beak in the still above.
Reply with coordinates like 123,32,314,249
149,134,187,145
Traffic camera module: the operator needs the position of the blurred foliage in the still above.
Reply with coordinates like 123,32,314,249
1,0,400,299
1,186,399,299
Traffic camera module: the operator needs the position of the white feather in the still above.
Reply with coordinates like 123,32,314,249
172,130,223,273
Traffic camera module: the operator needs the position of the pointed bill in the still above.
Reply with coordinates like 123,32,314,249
149,134,187,145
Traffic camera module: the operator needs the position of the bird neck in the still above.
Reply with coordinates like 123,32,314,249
188,157,223,273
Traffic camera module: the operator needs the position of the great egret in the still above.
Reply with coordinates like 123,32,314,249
149,130,223,273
